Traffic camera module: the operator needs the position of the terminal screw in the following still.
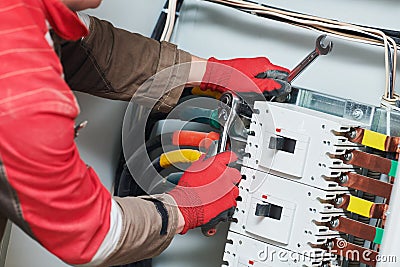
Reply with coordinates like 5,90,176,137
347,128,357,139
334,196,344,206
329,218,340,229
338,175,348,185
324,241,334,250
343,152,353,161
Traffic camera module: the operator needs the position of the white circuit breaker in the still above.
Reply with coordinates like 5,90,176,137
223,102,368,267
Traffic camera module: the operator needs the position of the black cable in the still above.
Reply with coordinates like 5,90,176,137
145,133,174,154
151,0,185,40
150,0,169,40
113,134,172,267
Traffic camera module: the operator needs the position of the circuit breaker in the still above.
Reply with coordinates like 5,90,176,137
222,101,395,267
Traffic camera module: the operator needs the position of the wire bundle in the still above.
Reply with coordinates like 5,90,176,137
161,0,178,41
203,0,398,103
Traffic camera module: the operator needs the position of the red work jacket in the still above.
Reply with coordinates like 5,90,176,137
0,0,112,264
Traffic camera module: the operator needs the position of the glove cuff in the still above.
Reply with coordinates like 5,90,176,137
178,206,199,234
200,57,229,92
168,188,204,234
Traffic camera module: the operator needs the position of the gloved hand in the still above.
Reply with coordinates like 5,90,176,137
200,57,291,96
168,151,241,234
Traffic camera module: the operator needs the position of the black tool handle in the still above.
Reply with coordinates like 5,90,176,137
201,207,236,237
255,71,269,79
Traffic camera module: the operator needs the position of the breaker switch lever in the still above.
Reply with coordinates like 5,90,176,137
269,136,296,153
255,203,282,220
269,136,285,150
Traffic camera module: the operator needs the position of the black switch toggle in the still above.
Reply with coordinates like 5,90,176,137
269,136,285,150
255,203,283,220
269,136,296,154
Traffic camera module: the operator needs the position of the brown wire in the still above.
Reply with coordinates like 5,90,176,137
370,203,388,219
340,172,392,199
330,216,377,243
342,150,392,175
387,137,400,153
328,238,378,266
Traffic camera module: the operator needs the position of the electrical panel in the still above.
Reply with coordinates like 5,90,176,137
222,101,396,267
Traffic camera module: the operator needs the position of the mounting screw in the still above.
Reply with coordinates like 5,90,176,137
352,108,364,120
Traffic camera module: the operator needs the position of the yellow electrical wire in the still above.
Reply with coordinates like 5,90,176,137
347,195,374,218
159,149,203,168
191,87,222,99
362,130,387,151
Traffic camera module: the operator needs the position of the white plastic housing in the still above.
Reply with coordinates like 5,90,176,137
223,102,366,267
244,102,365,190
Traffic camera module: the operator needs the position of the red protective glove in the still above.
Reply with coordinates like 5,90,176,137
168,151,241,234
200,57,291,96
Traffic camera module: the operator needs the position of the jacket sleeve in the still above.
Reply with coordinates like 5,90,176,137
59,15,192,113
97,195,179,267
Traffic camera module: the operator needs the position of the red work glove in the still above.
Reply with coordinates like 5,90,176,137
200,57,290,96
168,151,241,234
